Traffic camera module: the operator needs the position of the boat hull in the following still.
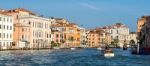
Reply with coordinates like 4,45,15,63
104,53,114,57
71,48,76,50
97,47,102,50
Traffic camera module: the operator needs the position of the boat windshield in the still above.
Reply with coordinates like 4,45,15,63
105,49,113,53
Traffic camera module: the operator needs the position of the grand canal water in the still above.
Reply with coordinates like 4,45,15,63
0,48,150,66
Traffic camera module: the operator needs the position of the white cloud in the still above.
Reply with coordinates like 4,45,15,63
80,2,100,10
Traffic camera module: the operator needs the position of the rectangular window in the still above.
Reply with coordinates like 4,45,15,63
3,33,5,38
10,42,12,46
22,35,24,39
7,25,9,30
10,19,12,23
10,34,12,38
10,26,12,30
117,36,119,39
117,30,118,34
28,21,31,25
111,30,113,34
0,17,1,21
33,40,34,43
3,25,5,29
49,34,51,38
7,42,9,46
56,39,58,42
47,34,49,38
3,18,5,22
33,22,34,27
33,32,34,37
22,28,24,31
56,34,59,38
7,33,9,38
0,25,1,29
0,33,1,38
14,28,15,31
7,18,9,22
39,32,41,37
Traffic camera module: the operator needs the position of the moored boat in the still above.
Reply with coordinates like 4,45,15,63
123,44,127,50
123,40,128,50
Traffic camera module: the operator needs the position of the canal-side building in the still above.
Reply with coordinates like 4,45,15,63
5,8,53,49
51,30,63,48
0,12,13,50
102,23,130,47
51,18,69,48
138,16,150,54
129,32,137,44
137,16,147,33
78,27,87,47
3,8,37,49
87,30,100,47
17,15,52,49
87,29,111,48
51,18,82,48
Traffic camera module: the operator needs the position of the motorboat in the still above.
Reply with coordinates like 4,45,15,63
123,47,127,50
123,44,127,50
123,40,128,50
70,48,76,50
97,47,102,50
104,49,114,58
131,44,138,54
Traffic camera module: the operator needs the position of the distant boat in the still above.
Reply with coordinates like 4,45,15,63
123,40,128,50
97,47,102,50
104,49,114,58
123,44,127,50
131,44,138,54
70,48,76,50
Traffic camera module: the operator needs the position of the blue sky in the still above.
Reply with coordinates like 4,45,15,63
0,0,150,31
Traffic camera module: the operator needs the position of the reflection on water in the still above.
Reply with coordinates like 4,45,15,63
0,48,150,66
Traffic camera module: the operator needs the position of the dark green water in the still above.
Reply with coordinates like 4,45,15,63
0,48,149,66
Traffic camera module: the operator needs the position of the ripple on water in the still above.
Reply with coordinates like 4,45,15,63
0,48,150,66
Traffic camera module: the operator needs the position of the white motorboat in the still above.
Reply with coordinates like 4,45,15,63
70,48,76,50
97,47,102,50
104,49,114,58
104,53,114,57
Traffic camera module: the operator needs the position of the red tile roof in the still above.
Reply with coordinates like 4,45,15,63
6,8,36,15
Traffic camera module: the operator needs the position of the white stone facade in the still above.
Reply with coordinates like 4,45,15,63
0,13,13,49
78,27,86,47
18,15,52,49
102,23,130,47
